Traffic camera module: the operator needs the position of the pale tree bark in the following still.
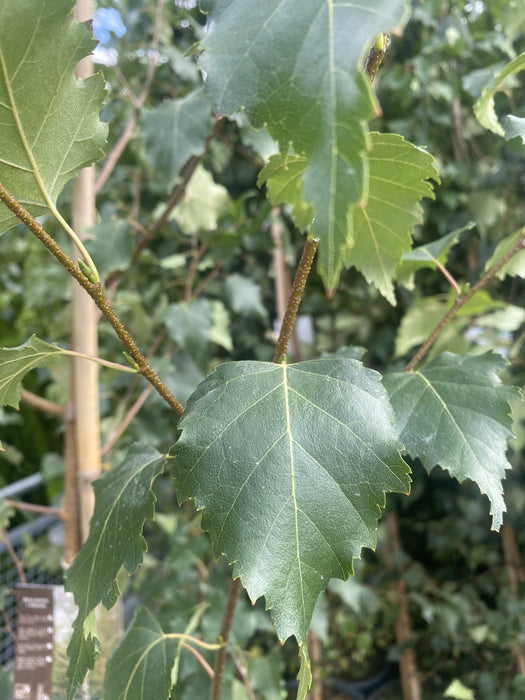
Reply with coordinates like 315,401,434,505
64,0,101,557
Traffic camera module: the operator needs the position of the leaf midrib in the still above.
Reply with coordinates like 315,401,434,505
80,453,162,615
283,363,306,631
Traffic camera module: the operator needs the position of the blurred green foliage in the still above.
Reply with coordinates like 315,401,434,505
0,0,524,696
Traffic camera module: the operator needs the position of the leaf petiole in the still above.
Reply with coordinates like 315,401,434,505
49,202,100,283
61,349,139,374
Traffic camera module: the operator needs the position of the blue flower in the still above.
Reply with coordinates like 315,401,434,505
93,8,126,45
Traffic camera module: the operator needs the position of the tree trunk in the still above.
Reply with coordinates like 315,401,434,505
501,523,525,675
386,510,422,700
64,0,101,557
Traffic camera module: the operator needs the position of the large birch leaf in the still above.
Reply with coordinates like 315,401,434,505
65,444,167,699
172,358,410,692
383,353,520,531
0,0,107,234
199,0,408,291
344,133,439,305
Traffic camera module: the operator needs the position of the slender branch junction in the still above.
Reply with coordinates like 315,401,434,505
0,181,185,416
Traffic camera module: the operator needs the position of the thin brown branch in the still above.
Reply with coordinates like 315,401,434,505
2,500,65,518
307,630,323,700
386,511,422,700
137,0,166,107
112,64,140,107
502,523,525,594
101,328,168,454
405,229,525,371
0,182,184,416
434,260,461,295
211,577,242,700
184,240,207,302
273,237,318,362
1,609,15,641
271,216,301,360
20,390,65,418
95,112,137,194
180,642,216,679
101,385,153,456
231,648,257,700
2,529,27,585
95,0,165,193
193,261,224,298
501,524,525,675
134,118,224,260
134,155,203,259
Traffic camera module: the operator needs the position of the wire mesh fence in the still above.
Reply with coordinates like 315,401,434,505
0,475,63,668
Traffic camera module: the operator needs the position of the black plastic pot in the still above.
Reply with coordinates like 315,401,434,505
285,662,398,698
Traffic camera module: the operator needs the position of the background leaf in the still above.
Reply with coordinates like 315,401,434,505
103,607,178,700
383,353,520,530
0,335,64,410
394,292,505,359
397,223,474,290
345,132,440,304
483,227,525,280
163,298,232,361
0,666,12,700
140,88,213,193
258,154,314,232
225,273,269,321
200,0,408,290
173,359,410,648
169,165,231,233
0,0,107,234
86,218,134,276
474,52,525,142
65,443,167,698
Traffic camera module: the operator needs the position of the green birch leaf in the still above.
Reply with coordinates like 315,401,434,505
397,223,475,290
484,227,525,280
163,298,232,358
169,165,231,233
258,154,314,232
345,133,439,305
394,298,468,359
0,666,12,700
225,273,269,321
140,88,213,193
103,607,178,700
394,292,505,359
199,0,409,291
474,52,525,142
65,444,167,699
0,0,107,234
383,353,521,531
0,335,64,410
172,358,410,691
86,219,134,276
